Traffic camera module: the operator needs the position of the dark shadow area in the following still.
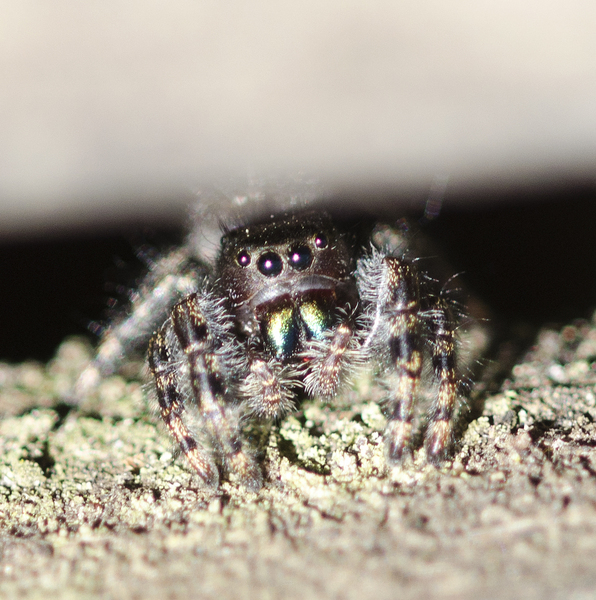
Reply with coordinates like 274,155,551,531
0,227,183,363
425,184,596,325
0,183,594,363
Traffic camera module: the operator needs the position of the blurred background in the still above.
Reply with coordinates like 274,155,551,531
1,1,595,362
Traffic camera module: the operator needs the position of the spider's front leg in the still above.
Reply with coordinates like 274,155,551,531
360,253,460,463
424,298,459,460
149,293,262,490
148,329,219,488
371,257,424,461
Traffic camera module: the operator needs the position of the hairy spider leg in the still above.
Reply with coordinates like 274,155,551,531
76,248,200,399
148,330,219,488
424,299,458,461
379,258,424,460
170,295,263,490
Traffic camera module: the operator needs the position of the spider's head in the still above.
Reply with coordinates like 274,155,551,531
215,211,358,357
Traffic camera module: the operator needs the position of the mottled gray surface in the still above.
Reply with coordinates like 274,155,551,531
2,314,596,599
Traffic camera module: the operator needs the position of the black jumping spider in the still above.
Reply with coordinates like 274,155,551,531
79,209,462,490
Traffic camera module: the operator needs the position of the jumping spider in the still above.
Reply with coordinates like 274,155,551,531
80,209,462,490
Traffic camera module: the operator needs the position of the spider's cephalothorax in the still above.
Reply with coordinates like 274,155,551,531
142,211,461,489
215,213,358,363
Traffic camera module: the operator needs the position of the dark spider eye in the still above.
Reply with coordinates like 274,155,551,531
237,250,251,267
257,251,283,277
314,233,328,249
288,245,312,270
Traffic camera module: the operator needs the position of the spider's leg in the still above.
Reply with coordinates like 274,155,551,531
148,329,219,488
75,248,203,399
171,294,263,490
375,257,423,461
424,298,458,461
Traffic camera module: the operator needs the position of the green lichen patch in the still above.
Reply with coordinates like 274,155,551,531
3,314,596,599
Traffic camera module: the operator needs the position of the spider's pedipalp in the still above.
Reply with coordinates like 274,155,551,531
302,321,357,399
240,356,299,419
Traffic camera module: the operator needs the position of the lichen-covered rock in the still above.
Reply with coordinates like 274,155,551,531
3,316,596,599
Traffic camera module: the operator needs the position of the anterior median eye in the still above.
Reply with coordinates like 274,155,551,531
288,245,312,270
257,251,283,276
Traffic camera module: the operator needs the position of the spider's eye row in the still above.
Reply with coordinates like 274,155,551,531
257,251,283,277
288,245,312,271
314,233,328,249
237,250,251,267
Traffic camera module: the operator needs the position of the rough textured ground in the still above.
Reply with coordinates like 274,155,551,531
2,315,596,599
